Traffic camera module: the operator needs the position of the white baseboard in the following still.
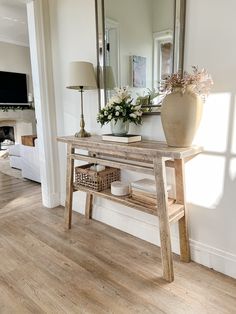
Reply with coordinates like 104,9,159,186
64,195,236,279
189,239,236,279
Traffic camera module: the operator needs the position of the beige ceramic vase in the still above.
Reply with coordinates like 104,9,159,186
161,86,203,147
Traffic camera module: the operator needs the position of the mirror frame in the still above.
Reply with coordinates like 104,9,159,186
95,0,186,114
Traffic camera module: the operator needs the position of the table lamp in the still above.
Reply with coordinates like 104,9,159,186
67,61,97,137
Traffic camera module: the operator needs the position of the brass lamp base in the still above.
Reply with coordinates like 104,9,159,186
74,113,91,137
74,129,91,137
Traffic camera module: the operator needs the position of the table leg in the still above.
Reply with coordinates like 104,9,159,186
153,156,174,282
174,159,190,262
85,193,93,219
65,143,75,229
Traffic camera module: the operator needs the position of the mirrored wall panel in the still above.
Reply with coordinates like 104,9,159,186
95,0,186,114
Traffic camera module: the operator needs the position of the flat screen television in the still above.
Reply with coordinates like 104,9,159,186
0,71,28,104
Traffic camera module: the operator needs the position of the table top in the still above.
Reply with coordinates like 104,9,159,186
57,135,202,159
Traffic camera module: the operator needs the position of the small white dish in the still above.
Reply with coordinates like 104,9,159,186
111,181,130,196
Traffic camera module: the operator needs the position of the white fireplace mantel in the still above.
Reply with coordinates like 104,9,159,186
0,109,36,143
0,109,36,122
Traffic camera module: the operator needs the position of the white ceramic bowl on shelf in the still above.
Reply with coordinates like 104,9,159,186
111,181,130,196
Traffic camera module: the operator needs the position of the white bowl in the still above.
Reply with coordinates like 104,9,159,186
111,181,130,196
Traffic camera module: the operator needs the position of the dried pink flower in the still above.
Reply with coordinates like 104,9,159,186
160,66,213,102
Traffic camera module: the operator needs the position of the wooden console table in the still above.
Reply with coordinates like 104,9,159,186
57,135,202,282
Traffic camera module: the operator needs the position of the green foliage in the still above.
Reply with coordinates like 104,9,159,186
0,105,34,112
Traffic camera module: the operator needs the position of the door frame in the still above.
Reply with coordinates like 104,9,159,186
26,0,60,207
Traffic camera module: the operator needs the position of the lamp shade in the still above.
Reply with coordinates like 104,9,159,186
67,61,97,90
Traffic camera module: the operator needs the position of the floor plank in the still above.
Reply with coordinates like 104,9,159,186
0,171,236,313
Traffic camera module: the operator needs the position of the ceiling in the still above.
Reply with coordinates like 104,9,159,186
0,0,29,46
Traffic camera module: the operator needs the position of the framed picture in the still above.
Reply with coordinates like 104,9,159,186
131,55,146,88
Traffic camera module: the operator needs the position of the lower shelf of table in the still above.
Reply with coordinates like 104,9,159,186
73,184,184,224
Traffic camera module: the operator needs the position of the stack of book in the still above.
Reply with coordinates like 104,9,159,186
131,178,171,206
102,134,141,143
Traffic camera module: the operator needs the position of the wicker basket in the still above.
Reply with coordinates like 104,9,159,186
74,163,120,191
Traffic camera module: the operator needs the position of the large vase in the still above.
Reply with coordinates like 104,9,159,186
110,119,129,136
161,86,203,147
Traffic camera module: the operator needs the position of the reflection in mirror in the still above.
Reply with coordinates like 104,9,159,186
95,0,186,114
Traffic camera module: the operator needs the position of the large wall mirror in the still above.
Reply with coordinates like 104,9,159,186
95,0,186,115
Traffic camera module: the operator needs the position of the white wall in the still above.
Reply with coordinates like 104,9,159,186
152,0,174,32
48,0,99,207
105,0,153,88
184,0,236,278
49,0,236,279
0,41,33,95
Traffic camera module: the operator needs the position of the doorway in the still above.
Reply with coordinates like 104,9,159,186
0,0,60,208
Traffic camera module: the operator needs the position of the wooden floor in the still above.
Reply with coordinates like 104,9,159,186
0,172,236,314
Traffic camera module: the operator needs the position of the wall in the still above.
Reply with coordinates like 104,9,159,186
105,0,153,88
48,0,99,209
184,0,236,278
152,0,174,32
0,41,33,95
49,0,236,279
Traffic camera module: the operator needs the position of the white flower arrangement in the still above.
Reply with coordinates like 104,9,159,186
97,86,143,126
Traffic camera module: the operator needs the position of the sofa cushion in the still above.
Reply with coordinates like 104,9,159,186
9,155,22,170
21,143,41,183
8,144,21,157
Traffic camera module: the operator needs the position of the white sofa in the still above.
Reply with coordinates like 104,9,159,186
8,144,22,169
9,139,41,183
